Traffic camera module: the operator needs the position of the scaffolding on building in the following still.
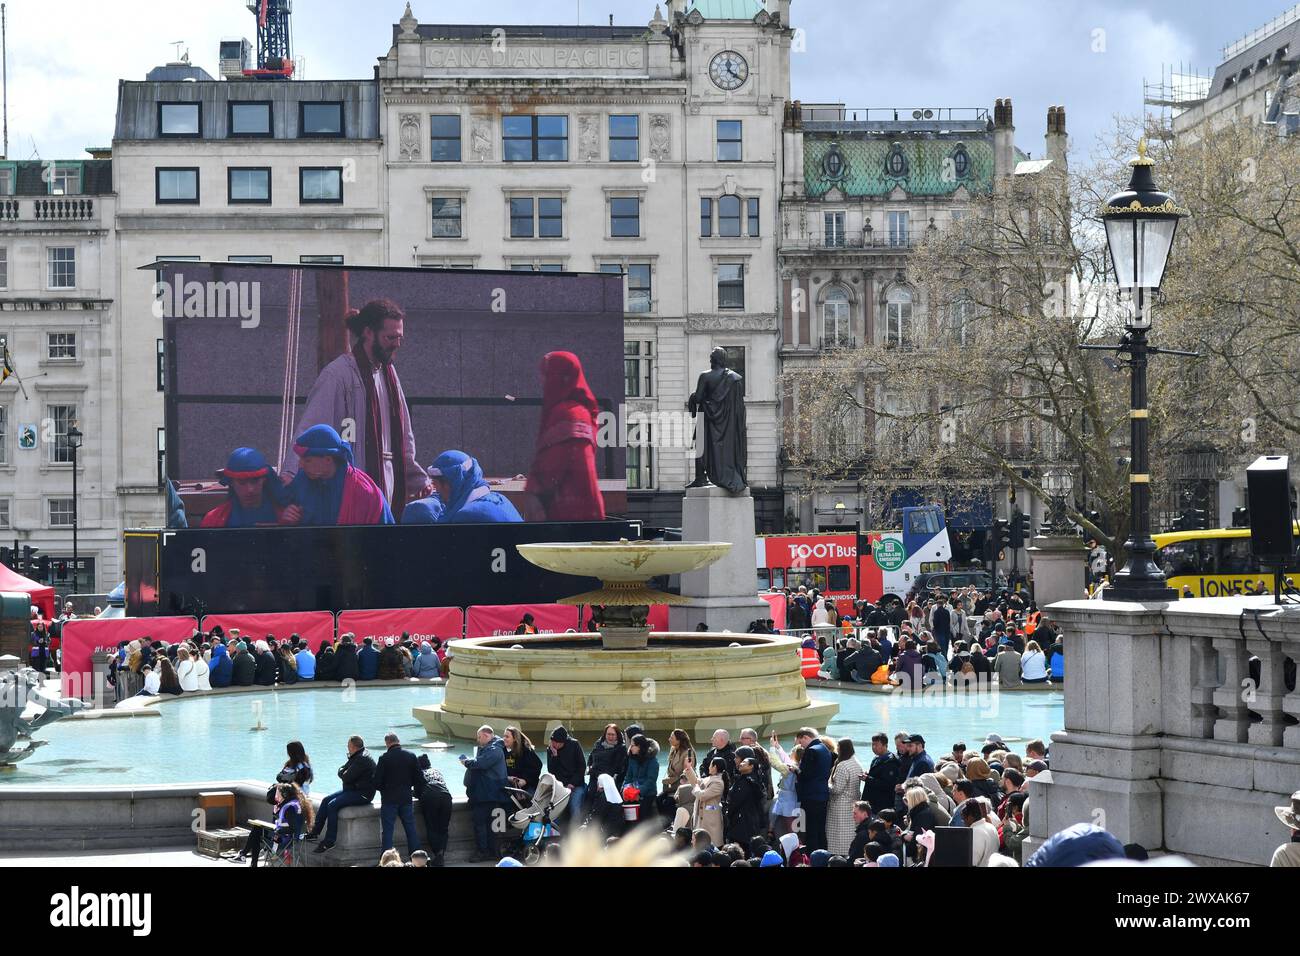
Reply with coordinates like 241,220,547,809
1143,64,1211,139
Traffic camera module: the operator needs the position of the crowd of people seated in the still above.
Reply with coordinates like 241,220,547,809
105,628,447,702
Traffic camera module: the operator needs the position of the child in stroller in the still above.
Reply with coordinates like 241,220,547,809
503,772,570,864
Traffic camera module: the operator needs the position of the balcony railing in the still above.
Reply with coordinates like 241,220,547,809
802,230,927,251
821,334,857,350
34,198,97,221
0,197,99,222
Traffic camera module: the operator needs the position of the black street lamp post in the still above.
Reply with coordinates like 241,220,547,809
66,423,82,594
1092,140,1192,601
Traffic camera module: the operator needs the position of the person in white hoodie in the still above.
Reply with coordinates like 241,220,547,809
192,645,211,690
175,645,199,692
961,798,1000,866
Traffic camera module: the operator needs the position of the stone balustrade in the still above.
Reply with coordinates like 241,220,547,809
0,197,99,223
33,197,96,221
1027,595,1300,866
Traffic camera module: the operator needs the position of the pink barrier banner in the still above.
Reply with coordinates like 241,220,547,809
336,607,464,645
465,604,579,638
201,611,336,650
581,604,670,632
61,617,199,694
760,592,787,631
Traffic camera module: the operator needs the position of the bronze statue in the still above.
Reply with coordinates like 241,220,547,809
687,347,748,493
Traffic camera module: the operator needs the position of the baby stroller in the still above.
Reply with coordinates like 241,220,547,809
503,773,570,864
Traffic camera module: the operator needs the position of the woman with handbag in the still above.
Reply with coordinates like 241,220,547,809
279,740,314,794
235,743,316,862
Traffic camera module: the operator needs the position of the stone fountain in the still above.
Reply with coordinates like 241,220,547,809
412,539,837,741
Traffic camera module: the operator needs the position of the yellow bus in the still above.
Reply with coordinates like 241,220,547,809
1153,523,1300,598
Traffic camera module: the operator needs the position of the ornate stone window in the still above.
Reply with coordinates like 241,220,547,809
823,146,846,180
952,144,970,179
885,143,908,178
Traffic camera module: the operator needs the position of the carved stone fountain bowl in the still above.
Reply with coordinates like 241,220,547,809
515,540,733,582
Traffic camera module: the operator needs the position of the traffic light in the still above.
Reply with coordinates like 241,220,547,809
993,518,1011,550
55,561,69,581
21,546,37,572
1009,511,1026,548
32,555,50,579
0,547,10,569
981,533,996,562
1232,506,1250,528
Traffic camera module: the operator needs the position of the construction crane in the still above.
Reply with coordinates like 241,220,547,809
243,0,293,79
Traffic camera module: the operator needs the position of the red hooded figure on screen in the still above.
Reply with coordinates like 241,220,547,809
282,425,394,526
283,299,429,519
525,351,606,522
200,447,290,528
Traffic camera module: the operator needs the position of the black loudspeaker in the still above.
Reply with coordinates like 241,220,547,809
928,825,975,866
1246,455,1294,566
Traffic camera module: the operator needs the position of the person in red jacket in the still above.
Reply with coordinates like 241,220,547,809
525,351,605,522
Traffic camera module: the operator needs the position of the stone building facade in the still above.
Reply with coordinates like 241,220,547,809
0,157,119,593
378,0,794,529
777,100,1068,560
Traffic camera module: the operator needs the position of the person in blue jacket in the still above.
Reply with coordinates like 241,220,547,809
357,637,380,680
794,728,833,852
408,450,522,524
208,642,233,688
461,725,508,862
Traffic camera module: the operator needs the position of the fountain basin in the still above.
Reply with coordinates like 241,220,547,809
413,631,838,740
516,540,733,582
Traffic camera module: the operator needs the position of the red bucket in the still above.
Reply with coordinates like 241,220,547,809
622,802,641,821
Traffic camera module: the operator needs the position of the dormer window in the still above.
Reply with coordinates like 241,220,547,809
885,144,907,178
952,145,970,179
823,146,846,180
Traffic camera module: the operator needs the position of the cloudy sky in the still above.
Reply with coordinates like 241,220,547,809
2,0,1292,163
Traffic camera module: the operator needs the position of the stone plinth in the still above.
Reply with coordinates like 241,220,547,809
413,631,837,741
671,485,770,634
1026,535,1087,610
1028,595,1300,865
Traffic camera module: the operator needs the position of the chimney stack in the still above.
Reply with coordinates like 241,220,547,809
993,98,1016,180
1045,105,1068,169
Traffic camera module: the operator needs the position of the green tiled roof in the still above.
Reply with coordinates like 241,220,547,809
688,0,764,19
805,136,1023,199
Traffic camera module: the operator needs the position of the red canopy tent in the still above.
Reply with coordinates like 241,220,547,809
0,563,55,619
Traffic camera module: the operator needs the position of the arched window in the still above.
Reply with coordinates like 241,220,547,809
951,294,971,345
885,286,912,347
823,287,851,348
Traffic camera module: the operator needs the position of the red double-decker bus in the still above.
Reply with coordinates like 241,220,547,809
755,506,952,612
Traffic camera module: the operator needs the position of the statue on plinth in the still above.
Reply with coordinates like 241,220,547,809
686,346,748,494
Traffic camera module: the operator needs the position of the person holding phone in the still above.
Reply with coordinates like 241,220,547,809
682,754,727,847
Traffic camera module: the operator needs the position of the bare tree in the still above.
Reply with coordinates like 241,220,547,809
782,124,1255,557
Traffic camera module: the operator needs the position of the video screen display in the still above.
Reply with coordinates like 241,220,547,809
159,262,626,528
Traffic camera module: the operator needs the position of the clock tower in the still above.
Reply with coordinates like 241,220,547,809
668,0,793,529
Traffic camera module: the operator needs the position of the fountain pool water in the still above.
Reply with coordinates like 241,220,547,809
1,685,1063,799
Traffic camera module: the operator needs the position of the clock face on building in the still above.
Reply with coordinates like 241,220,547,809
709,50,749,91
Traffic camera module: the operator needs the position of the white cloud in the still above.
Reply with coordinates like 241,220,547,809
5,0,1200,164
